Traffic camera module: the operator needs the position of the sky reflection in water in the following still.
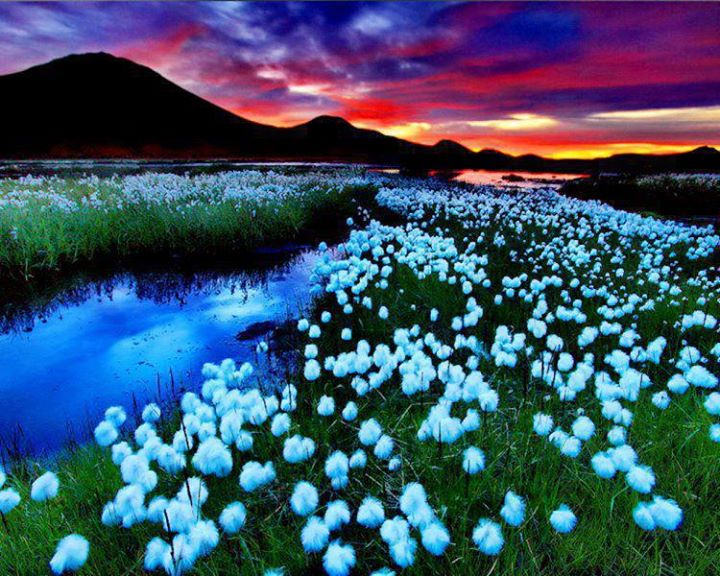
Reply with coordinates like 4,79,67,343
0,248,322,455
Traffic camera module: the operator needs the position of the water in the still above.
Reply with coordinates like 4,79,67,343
0,246,325,456
437,170,585,188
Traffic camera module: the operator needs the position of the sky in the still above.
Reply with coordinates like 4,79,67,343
0,1,718,158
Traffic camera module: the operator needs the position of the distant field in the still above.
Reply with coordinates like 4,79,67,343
560,173,720,219
0,170,370,281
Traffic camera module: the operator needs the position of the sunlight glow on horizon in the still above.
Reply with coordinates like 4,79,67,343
3,2,716,159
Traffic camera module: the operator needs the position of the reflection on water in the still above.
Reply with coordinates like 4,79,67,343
434,169,586,188
0,246,325,456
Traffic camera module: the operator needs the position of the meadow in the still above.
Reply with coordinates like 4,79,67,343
1,172,720,576
0,170,368,281
561,173,720,218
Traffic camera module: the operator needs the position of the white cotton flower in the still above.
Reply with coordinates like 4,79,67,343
219,502,247,534
381,516,410,545
271,413,291,437
291,481,319,517
317,395,335,416
649,496,683,530
704,392,720,415
192,437,233,477
142,403,161,423
176,477,209,507
390,536,417,568
120,453,151,486
144,537,170,571
0,488,21,514
349,449,367,469
462,447,485,475
283,435,315,463
710,424,720,442
325,451,350,481
533,413,554,436
31,471,59,502
421,522,450,556
667,374,689,394
399,483,428,519
607,426,626,446
324,500,351,532
626,465,656,494
560,436,582,458
500,490,525,527
591,452,617,479
302,516,330,553
134,423,156,447
323,540,356,576
359,418,383,446
357,496,385,528
550,504,576,533
633,502,656,531
146,497,170,524
104,406,127,428
652,391,671,410
686,365,718,388
304,359,321,381
341,401,358,422
610,444,637,472
188,519,219,558
240,461,276,492
571,416,595,441
49,534,89,574
374,435,395,459
114,485,147,528
94,420,118,447
472,519,504,555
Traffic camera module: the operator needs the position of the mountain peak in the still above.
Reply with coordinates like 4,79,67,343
305,115,354,128
24,51,135,73
688,146,719,155
432,139,472,155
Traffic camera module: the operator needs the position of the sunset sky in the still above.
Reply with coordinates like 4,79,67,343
0,1,718,158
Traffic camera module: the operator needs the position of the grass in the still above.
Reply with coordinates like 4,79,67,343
1,175,719,575
0,170,371,281
560,173,720,218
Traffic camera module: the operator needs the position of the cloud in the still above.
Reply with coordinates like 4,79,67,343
468,114,558,132
376,122,432,140
0,1,718,156
587,105,720,125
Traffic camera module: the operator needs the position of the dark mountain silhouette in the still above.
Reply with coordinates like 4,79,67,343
1,52,718,173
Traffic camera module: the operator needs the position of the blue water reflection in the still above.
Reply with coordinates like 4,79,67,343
0,247,322,455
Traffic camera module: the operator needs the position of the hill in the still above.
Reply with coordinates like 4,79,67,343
0,52,718,172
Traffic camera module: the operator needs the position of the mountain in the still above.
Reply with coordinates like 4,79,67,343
0,52,283,158
0,52,718,173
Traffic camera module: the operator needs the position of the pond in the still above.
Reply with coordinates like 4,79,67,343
0,245,327,456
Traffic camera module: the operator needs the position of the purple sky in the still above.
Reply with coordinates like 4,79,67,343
1,1,718,157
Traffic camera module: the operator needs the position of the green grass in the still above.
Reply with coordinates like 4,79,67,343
1,179,719,575
0,170,371,281
2,267,719,575
560,173,720,218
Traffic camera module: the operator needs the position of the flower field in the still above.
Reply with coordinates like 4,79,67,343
1,173,720,575
0,170,368,280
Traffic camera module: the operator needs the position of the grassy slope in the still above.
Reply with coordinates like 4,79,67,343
1,191,719,575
